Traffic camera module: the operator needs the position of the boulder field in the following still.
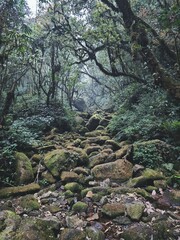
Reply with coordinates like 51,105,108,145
0,112,179,240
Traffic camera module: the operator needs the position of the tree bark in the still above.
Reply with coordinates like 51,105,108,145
101,0,180,100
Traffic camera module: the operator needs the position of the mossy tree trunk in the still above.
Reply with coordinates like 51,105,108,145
101,0,180,100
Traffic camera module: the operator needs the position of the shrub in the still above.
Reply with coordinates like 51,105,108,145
108,86,180,142
0,142,17,186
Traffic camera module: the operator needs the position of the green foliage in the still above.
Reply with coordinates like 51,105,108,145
158,4,180,30
133,140,179,169
108,85,180,142
0,143,17,187
162,121,180,140
133,143,164,168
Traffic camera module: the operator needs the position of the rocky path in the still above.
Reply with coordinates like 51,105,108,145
0,112,180,240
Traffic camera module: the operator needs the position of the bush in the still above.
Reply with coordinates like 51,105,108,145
108,86,180,142
0,142,17,187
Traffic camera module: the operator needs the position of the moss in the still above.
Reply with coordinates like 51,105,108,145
19,195,40,212
60,171,79,182
0,210,21,239
86,227,105,240
127,168,164,188
64,182,83,193
0,183,40,198
85,130,107,137
72,201,88,213
102,203,125,218
15,152,34,185
64,190,74,198
81,187,110,198
60,228,86,240
14,217,58,240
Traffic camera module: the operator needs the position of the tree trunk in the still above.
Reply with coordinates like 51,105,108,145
101,0,180,100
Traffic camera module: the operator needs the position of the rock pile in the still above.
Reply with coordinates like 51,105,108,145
0,111,179,240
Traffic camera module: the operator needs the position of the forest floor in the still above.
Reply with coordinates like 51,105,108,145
0,111,179,240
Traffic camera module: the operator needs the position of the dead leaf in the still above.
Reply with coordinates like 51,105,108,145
87,213,99,221
86,191,93,198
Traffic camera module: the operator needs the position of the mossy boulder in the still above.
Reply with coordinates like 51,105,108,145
88,136,110,145
86,114,101,131
85,130,108,137
86,226,105,240
72,201,88,213
127,168,164,187
43,149,81,177
121,223,154,240
60,228,86,240
89,151,115,168
105,139,120,151
41,171,56,184
102,203,125,218
64,190,74,198
0,210,21,240
15,152,34,185
85,145,102,155
64,182,83,193
125,201,145,220
0,183,40,198
18,195,40,212
14,217,59,240
61,171,79,182
91,159,133,182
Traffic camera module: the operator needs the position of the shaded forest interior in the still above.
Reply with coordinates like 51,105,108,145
0,1,180,240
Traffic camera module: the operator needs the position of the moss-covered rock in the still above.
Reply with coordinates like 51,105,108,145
14,217,59,240
64,182,83,193
102,203,125,218
43,149,80,177
0,210,21,240
14,152,34,185
81,187,110,198
125,201,145,220
41,171,56,184
64,190,74,198
60,228,86,240
85,130,108,137
115,145,131,159
153,180,168,190
86,226,105,240
91,159,133,182
18,195,40,212
60,171,79,182
85,145,102,155
0,183,40,198
86,114,101,131
121,223,154,240
72,201,88,213
105,139,120,151
127,168,164,187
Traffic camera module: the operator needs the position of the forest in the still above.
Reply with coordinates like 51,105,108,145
0,0,180,239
